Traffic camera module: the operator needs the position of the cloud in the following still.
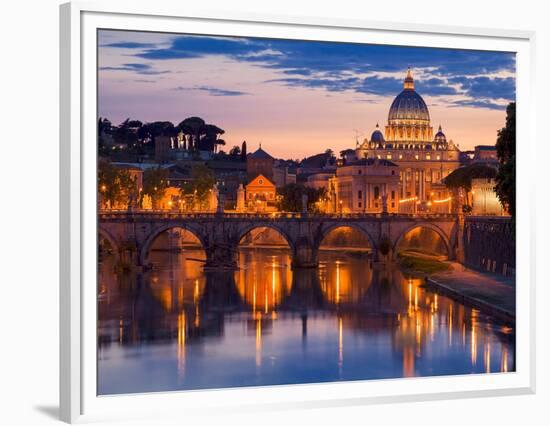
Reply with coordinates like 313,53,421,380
135,36,268,60
173,86,250,96
99,63,170,75
101,42,158,49
449,76,515,100
115,33,516,109
450,99,507,110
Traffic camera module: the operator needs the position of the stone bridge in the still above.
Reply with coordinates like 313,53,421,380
98,211,462,270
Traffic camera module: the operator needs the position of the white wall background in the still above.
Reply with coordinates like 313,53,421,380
0,0,547,425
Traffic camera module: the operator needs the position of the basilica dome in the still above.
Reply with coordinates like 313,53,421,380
434,125,447,143
387,68,430,123
370,123,385,143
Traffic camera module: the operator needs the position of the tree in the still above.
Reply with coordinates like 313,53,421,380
140,121,176,149
495,102,516,217
142,166,169,209
443,164,497,193
178,117,206,150
276,183,327,213
98,160,136,208
201,124,225,152
241,141,247,161
229,145,241,157
181,165,216,210
113,118,140,147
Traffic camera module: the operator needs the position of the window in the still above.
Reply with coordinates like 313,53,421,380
358,202,362,208
358,190,362,199
399,154,403,159
374,186,380,199
391,190,395,200
386,154,392,160
391,170,395,175
426,154,431,160
358,169,362,174
436,155,441,160
415,154,419,160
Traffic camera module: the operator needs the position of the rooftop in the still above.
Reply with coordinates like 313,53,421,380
248,146,274,160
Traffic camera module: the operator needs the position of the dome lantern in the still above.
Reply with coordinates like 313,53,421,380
404,67,414,90
434,124,447,143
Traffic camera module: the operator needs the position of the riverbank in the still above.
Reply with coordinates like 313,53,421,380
424,262,515,324
397,250,451,274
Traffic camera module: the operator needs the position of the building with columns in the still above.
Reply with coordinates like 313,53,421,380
356,68,461,213
329,158,400,213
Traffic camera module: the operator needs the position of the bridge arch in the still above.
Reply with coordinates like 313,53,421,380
236,223,295,251
316,222,377,252
98,228,120,261
139,224,206,266
393,222,453,260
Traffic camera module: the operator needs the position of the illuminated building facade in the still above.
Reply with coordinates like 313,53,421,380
245,174,277,212
471,178,507,216
330,158,400,213
356,68,461,213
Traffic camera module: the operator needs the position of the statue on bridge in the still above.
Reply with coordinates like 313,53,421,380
381,193,388,215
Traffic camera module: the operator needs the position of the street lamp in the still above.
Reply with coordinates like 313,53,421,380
339,199,343,215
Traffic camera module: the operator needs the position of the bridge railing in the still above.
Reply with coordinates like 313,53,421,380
98,209,459,221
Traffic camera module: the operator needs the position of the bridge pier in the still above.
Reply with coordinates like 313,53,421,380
203,242,239,270
291,239,318,269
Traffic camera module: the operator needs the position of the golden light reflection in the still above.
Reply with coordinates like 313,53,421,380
471,310,478,366
177,312,186,377
501,347,509,372
255,318,262,367
484,341,491,373
408,280,413,316
403,346,415,377
149,252,206,313
236,252,290,313
336,261,341,305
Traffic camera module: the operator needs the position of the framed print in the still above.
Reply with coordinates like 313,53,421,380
60,2,536,423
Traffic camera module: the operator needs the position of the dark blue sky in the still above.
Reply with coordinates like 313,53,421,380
98,30,515,156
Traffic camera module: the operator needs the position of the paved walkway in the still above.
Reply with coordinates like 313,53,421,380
426,262,515,322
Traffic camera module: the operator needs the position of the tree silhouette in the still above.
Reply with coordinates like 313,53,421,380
241,141,247,161
177,117,206,150
495,102,515,217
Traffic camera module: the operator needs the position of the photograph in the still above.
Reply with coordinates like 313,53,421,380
96,29,516,395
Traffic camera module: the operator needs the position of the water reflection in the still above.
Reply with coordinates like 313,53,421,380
98,248,515,395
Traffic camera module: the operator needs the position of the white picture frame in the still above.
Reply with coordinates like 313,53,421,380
60,1,536,423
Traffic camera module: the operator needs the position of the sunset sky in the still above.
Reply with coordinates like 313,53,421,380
98,30,516,159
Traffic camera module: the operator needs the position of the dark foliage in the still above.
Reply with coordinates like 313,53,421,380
495,102,516,217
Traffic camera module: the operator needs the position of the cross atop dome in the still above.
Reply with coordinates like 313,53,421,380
404,67,414,90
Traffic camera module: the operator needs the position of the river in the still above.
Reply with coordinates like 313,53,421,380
97,247,515,395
